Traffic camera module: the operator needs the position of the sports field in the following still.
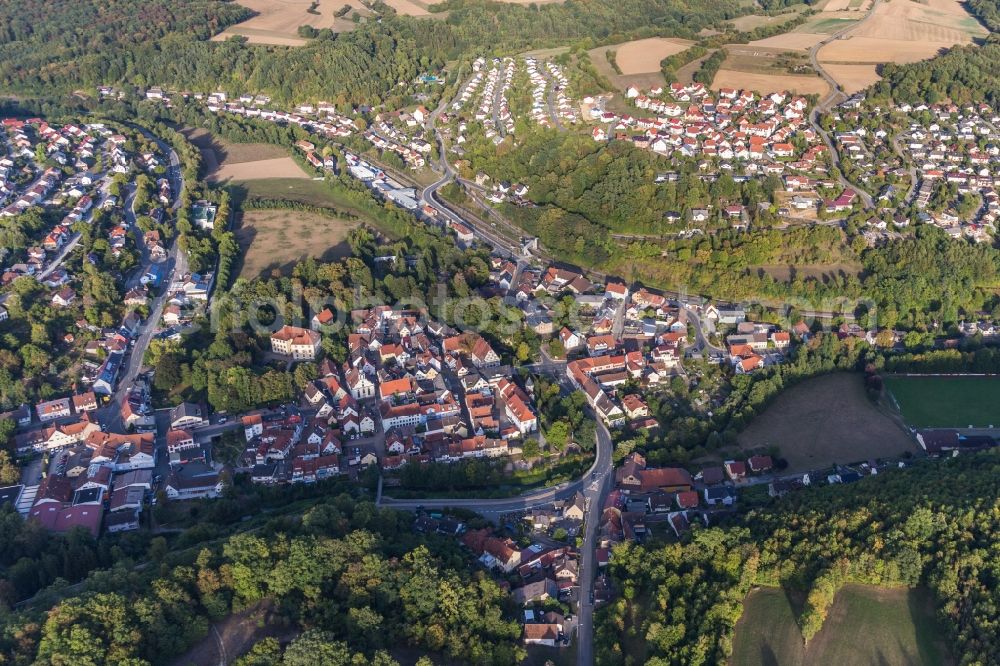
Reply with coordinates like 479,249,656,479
885,375,1000,428
731,585,948,666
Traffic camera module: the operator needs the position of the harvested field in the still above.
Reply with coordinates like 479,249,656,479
211,157,309,182
731,585,949,666
750,32,828,50
382,0,431,15
587,38,693,90
738,372,917,473
712,69,829,96
181,128,307,182
213,0,371,45
235,207,360,278
818,0,986,66
821,63,880,92
613,37,694,74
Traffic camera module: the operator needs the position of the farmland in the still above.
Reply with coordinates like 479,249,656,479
737,372,917,472
712,69,829,96
234,207,360,278
817,0,987,87
212,0,371,45
710,45,829,96
211,158,310,183
588,37,694,89
820,63,880,93
731,585,949,666
885,375,1000,428
384,0,565,16
181,128,309,182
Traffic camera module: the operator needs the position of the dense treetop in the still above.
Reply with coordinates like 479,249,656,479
596,452,1000,665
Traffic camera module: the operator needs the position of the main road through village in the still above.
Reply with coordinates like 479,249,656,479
381,420,615,666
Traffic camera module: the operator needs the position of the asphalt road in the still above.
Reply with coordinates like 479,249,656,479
380,395,614,666
96,133,186,432
807,0,880,209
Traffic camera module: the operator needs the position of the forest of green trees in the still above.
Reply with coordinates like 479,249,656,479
596,451,1000,665
0,0,749,108
0,495,524,665
874,43,1000,106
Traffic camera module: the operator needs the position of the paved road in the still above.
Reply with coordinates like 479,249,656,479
576,422,613,666
421,97,525,258
380,387,614,665
97,132,186,432
35,232,81,281
541,67,566,131
807,0,880,209
890,133,919,205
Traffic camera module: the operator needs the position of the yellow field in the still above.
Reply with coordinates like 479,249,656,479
382,0,431,16
823,64,881,92
210,158,310,183
213,0,370,45
750,32,828,50
713,69,830,95
819,0,986,65
383,0,563,15
613,37,695,75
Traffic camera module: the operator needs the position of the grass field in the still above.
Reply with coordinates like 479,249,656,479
738,372,917,472
235,208,359,278
731,585,949,666
885,375,1000,428
232,178,347,207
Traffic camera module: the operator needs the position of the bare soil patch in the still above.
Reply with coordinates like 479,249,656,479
235,207,359,278
757,261,862,282
170,601,296,666
737,372,917,473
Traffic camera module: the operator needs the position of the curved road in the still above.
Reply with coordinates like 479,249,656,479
97,128,186,432
381,418,614,666
807,1,881,209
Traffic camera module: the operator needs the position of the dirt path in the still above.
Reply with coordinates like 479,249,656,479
171,601,295,666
